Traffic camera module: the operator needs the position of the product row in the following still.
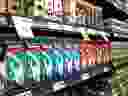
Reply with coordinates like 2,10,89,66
0,0,98,16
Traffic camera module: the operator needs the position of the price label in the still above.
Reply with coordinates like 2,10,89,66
12,16,34,38
53,81,66,91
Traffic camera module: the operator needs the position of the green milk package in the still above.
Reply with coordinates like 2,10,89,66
16,0,48,16
112,48,128,96
6,48,48,81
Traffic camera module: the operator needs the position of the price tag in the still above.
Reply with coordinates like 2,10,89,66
12,16,34,38
53,81,66,91
81,73,90,80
